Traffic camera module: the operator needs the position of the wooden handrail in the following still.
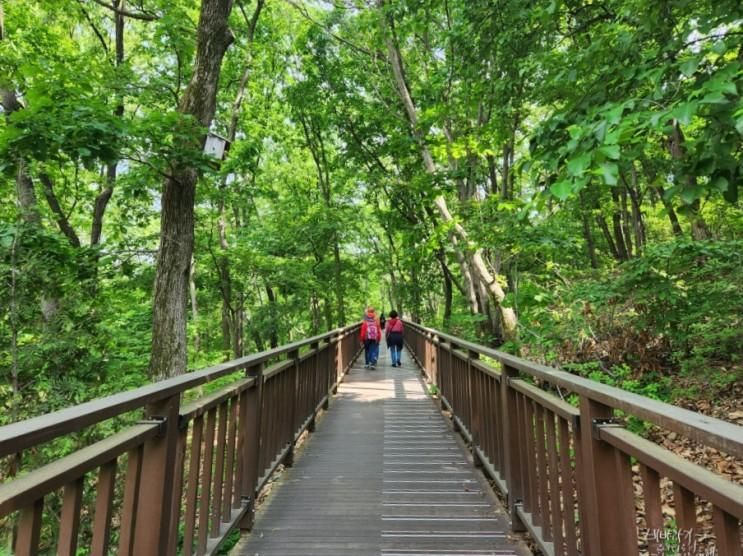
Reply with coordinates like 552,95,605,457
404,320,743,556
404,320,743,458
0,327,352,458
0,323,362,556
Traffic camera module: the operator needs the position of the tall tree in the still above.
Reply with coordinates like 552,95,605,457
149,0,234,380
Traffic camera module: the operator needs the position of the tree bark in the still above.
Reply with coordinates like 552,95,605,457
149,0,234,381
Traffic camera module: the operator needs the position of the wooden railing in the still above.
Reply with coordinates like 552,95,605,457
404,321,743,556
0,325,361,556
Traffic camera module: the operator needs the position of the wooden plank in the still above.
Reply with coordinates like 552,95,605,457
15,498,43,556
546,411,563,555
180,378,253,422
118,446,143,556
712,506,742,556
510,379,580,422
198,408,217,554
210,402,229,537
639,464,663,556
57,478,84,556
557,418,578,556
91,460,117,555
223,396,239,520
183,416,203,556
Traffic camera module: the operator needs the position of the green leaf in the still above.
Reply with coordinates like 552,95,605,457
711,176,729,193
700,91,728,105
567,153,591,176
680,187,700,204
605,105,624,126
598,145,620,160
680,58,700,78
723,181,738,203
672,102,698,126
712,40,727,55
600,162,619,185
550,180,573,200
593,120,607,142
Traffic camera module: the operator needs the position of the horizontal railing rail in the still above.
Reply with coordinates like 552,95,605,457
0,325,362,556
404,320,743,556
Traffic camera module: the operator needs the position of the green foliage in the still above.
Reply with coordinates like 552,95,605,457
0,0,741,549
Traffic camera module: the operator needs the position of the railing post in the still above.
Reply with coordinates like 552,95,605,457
468,350,482,467
285,349,300,468
578,397,636,555
240,362,264,531
334,333,342,391
309,341,319,431
132,393,181,556
323,336,333,407
449,342,460,433
500,365,525,532
429,334,438,387
424,332,432,379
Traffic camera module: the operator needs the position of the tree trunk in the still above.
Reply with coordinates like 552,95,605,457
332,239,346,326
582,212,598,269
610,188,629,260
667,120,710,240
625,165,645,254
265,284,279,348
379,2,517,342
486,154,498,196
91,0,125,247
149,0,234,380
216,0,264,357
620,187,633,258
39,173,81,248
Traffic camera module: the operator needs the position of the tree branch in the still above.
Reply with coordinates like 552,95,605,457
39,173,82,248
77,0,110,55
88,0,158,21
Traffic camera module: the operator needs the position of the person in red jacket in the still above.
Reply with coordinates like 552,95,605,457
385,310,404,367
360,307,381,369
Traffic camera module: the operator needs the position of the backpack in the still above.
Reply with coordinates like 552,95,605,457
366,319,379,341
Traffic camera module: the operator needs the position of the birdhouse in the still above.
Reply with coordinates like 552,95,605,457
204,132,230,162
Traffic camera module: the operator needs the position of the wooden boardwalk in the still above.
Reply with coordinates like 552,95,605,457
235,345,528,556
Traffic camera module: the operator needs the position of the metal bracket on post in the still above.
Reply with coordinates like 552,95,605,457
591,418,619,440
137,416,167,435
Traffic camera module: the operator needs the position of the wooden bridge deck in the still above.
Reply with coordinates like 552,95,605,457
235,345,528,556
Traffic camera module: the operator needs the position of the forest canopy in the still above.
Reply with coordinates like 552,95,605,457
1,0,742,430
